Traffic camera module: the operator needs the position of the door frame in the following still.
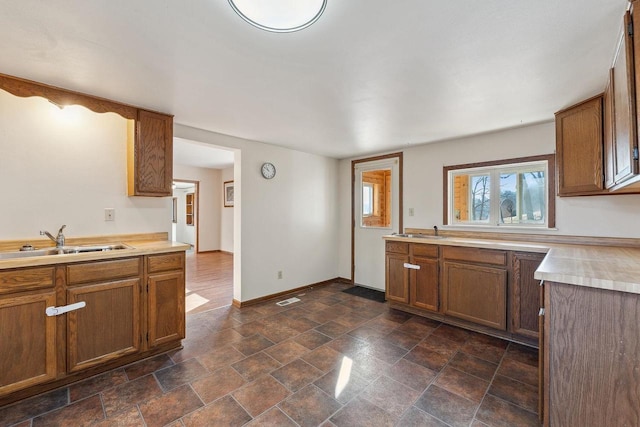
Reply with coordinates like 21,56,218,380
173,179,200,252
351,152,403,284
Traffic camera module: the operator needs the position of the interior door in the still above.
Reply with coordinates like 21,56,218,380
354,157,400,290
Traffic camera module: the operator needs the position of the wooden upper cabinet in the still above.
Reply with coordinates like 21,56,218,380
555,95,606,196
128,110,173,197
604,69,616,189
609,10,638,188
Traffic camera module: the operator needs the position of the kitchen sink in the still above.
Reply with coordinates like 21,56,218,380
392,233,446,239
0,243,132,260
63,243,132,253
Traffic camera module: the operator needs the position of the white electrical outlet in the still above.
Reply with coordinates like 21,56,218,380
409,208,414,216
105,208,115,221
277,270,283,279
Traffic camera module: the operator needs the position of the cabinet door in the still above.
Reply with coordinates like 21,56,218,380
442,261,507,330
148,271,185,348
67,279,141,372
410,256,438,312
511,252,544,339
130,110,173,196
611,11,638,186
604,69,616,189
385,253,409,304
0,291,57,395
555,95,606,196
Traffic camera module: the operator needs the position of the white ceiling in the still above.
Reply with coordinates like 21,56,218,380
174,137,234,169
0,1,627,159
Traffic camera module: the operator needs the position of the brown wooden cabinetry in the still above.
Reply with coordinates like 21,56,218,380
410,244,439,312
511,251,544,339
146,252,185,348
543,282,640,426
385,242,439,311
0,290,57,395
441,246,508,330
607,10,639,189
128,110,173,197
0,250,185,404
555,95,606,196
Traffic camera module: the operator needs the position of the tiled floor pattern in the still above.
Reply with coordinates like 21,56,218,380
1,282,540,426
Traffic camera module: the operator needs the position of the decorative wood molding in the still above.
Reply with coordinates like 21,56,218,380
0,73,139,120
232,278,344,308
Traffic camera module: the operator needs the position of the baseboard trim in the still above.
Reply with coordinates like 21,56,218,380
220,250,234,255
232,277,347,308
196,250,220,254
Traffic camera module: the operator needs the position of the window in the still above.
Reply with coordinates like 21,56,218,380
444,155,555,228
362,183,373,216
360,169,392,227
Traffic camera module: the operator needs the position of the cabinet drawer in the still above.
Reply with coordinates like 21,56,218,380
67,258,141,285
386,241,409,255
0,267,56,295
442,246,506,266
411,243,438,258
147,252,184,274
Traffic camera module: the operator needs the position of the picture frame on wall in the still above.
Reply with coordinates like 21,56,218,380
224,180,234,207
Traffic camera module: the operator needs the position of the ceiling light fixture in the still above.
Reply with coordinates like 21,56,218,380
228,0,327,33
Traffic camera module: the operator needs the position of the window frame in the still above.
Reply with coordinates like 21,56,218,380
443,154,556,229
362,182,374,217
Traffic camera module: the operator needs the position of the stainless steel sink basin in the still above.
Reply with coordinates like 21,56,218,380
63,243,131,253
0,243,132,260
0,248,65,259
392,233,446,239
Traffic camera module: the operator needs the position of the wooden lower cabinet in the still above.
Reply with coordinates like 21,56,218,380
511,252,544,339
544,281,640,426
67,279,141,372
0,291,57,395
148,271,185,348
410,256,439,311
0,250,186,403
442,261,507,330
385,252,409,303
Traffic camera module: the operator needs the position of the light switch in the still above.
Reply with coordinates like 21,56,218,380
409,208,414,216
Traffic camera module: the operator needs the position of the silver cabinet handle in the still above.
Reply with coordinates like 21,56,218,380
45,301,86,317
539,308,545,316
403,263,420,270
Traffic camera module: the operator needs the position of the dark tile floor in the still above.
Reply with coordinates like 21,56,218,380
0,282,540,426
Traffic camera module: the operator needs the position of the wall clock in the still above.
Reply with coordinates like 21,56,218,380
261,162,276,179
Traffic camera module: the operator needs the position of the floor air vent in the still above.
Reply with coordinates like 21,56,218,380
276,297,301,306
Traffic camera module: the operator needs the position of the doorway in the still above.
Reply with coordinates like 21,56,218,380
352,153,403,290
172,180,199,251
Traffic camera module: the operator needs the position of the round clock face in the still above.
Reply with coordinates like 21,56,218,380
261,162,276,179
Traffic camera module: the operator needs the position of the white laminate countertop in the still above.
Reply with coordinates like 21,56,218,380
534,245,640,295
384,234,640,295
0,240,190,270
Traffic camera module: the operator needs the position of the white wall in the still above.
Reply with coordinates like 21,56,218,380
175,124,340,302
173,164,222,252
338,121,640,278
172,187,195,247
221,166,234,253
0,90,171,241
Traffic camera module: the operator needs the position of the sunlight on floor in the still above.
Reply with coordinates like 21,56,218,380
185,292,210,313
335,356,353,399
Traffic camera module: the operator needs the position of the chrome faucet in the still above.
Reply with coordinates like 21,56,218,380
41,225,66,248
433,225,439,237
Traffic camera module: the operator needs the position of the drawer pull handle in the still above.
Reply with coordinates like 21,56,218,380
403,263,420,270
46,301,86,317
539,308,545,317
